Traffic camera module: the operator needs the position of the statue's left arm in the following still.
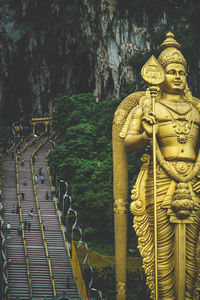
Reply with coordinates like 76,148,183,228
124,105,153,152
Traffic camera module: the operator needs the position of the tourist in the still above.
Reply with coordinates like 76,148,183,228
28,221,31,231
16,203,20,214
18,224,22,236
24,219,27,230
28,208,34,217
45,191,49,200
66,276,70,289
41,174,44,184
23,177,27,186
38,167,42,176
35,174,38,184
6,223,11,234
61,292,67,299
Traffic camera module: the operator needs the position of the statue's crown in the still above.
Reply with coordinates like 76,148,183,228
158,32,186,69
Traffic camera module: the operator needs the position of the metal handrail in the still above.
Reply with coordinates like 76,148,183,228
1,134,33,299
46,151,88,299
20,132,42,153
46,163,70,251
13,133,43,297
6,137,23,154
30,137,56,297
1,140,21,300
0,177,10,300
16,155,32,297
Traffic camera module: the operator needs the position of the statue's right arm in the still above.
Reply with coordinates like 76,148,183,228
124,107,149,152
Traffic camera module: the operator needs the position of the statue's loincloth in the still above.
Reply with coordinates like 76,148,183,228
145,161,200,209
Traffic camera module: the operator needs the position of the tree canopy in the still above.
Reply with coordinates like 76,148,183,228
48,93,142,254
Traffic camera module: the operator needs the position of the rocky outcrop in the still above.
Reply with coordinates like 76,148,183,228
0,0,199,121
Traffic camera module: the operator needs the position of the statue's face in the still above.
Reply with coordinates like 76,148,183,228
163,63,187,94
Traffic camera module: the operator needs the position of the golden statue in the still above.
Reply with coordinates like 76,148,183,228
113,32,200,300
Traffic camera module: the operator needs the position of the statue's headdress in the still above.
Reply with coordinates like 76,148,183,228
158,32,187,69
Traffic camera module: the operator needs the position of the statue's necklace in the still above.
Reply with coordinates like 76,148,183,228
159,101,194,144
159,100,192,115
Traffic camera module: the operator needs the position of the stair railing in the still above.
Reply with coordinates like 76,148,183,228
31,137,56,298
1,134,34,300
46,161,69,252
16,155,32,297
46,153,88,300
0,151,9,300
20,132,43,153
5,136,23,157
14,133,43,297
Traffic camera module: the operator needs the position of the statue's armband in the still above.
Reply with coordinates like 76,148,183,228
120,106,143,138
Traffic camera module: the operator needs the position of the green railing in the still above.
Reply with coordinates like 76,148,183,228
31,136,56,298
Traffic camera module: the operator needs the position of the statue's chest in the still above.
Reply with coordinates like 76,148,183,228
156,101,200,124
156,101,200,144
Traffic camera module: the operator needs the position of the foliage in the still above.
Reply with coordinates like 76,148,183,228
48,93,142,254
83,265,149,299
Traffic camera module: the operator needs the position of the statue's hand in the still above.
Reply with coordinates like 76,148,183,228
142,113,157,137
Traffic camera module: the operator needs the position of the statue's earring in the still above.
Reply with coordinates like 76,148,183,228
182,83,192,101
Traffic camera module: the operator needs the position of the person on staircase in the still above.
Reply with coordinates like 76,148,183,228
16,203,20,214
45,191,49,200
6,223,11,234
24,219,27,230
23,176,27,186
35,174,38,184
41,174,44,184
18,224,22,236
28,221,31,231
50,190,54,201
28,208,34,217
21,158,24,166
38,167,42,176
66,275,70,289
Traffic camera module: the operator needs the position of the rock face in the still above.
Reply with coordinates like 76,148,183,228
0,0,199,121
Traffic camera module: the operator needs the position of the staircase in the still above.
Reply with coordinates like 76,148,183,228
2,135,80,299
2,138,32,299
33,140,79,299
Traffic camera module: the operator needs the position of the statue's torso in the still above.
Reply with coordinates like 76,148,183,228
155,100,200,161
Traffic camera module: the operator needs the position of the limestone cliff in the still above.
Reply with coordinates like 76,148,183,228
0,0,199,121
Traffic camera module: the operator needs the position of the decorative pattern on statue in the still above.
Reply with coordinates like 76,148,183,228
130,154,155,298
117,281,126,296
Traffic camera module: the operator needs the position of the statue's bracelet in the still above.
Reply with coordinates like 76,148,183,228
143,131,152,141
